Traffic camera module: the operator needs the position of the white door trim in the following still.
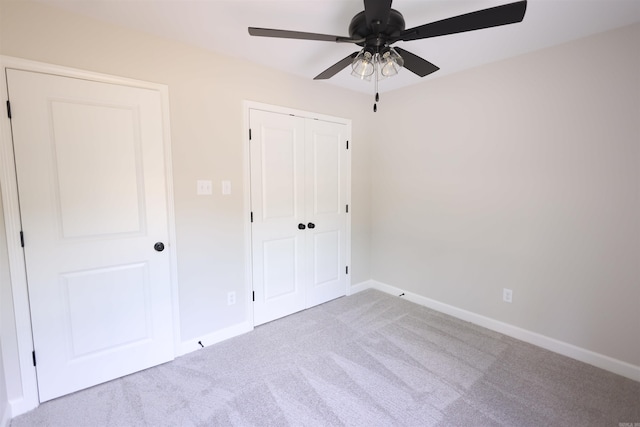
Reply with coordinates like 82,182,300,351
242,101,352,326
0,56,180,416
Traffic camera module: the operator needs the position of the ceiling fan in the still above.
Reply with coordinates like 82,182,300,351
249,0,527,111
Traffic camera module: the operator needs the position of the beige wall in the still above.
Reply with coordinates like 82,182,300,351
372,23,640,366
1,0,638,415
0,0,372,406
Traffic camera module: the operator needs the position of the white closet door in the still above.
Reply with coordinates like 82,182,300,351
305,118,348,307
250,110,307,325
250,109,348,326
7,69,175,402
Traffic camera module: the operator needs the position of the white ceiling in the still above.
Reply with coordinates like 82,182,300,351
38,0,640,94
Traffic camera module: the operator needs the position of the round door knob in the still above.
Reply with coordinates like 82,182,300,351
154,242,165,252
307,222,315,229
298,223,306,230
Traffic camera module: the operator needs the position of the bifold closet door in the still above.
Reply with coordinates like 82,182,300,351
250,109,347,326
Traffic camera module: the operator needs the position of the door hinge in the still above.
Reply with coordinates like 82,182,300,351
32,350,36,367
346,204,349,213
6,100,11,119
20,231,24,247
252,291,255,302
346,266,349,275
346,140,349,150
250,212,254,223
249,128,252,140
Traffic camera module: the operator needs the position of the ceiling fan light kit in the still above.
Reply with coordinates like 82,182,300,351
379,48,404,78
351,50,375,80
249,0,527,111
350,47,403,81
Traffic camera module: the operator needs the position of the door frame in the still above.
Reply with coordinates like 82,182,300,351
0,56,180,415
242,101,352,326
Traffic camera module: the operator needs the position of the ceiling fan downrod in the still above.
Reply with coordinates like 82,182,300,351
374,65,379,112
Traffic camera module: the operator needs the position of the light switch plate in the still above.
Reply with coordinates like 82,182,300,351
222,180,231,195
197,180,212,195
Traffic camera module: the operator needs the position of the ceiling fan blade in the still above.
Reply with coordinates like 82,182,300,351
394,48,439,77
398,0,527,42
364,0,393,31
248,27,361,43
314,52,359,80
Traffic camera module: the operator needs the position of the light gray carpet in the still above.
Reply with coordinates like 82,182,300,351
11,289,640,426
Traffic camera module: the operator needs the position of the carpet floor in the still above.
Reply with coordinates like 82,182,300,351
10,289,640,426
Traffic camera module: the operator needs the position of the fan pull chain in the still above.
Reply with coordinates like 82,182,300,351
373,61,379,113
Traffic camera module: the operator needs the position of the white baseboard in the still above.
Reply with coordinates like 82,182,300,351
348,280,375,296
7,396,38,420
0,402,9,427
354,280,640,382
177,321,253,357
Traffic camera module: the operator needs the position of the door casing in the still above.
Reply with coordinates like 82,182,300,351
0,56,180,415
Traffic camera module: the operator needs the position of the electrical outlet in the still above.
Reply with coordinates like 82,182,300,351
227,291,236,306
503,288,513,303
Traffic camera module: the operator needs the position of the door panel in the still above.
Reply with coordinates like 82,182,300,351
7,69,174,402
263,238,298,299
261,127,298,219
305,119,347,307
311,133,341,215
312,230,340,285
51,100,144,238
250,110,306,325
62,263,150,357
250,109,348,325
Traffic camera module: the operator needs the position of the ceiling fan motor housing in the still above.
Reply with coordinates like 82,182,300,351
349,9,406,50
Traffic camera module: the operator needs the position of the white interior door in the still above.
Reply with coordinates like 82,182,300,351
305,119,348,307
250,109,348,326
250,110,306,325
7,69,175,402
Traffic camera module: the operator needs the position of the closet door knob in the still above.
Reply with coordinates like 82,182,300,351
154,242,165,252
307,223,315,229
298,223,306,230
